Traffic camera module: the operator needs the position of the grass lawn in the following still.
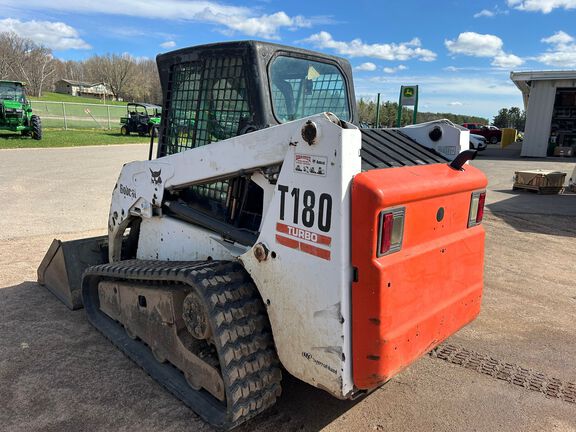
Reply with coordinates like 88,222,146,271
0,128,151,149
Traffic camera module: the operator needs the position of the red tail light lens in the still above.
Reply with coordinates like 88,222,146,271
379,213,393,255
468,191,486,227
476,192,486,223
377,208,405,257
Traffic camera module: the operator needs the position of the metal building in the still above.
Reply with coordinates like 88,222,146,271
511,71,576,157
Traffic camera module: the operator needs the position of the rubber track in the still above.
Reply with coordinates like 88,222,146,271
82,259,282,430
430,343,576,404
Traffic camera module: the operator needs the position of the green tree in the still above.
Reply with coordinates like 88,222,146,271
492,106,526,130
357,98,375,126
510,107,526,130
493,108,509,128
356,98,488,128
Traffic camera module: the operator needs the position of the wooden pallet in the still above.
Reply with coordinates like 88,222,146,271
512,184,564,194
513,170,566,195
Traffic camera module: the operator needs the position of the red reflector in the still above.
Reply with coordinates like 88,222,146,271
379,213,393,255
476,192,486,223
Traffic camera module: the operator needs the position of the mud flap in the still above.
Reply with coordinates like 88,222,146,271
37,236,108,310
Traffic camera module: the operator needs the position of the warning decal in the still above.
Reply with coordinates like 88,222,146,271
294,153,327,176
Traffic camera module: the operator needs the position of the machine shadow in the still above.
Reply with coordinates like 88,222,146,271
236,374,363,432
0,281,363,432
487,194,576,238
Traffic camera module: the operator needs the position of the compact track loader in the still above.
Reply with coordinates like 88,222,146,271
38,41,487,430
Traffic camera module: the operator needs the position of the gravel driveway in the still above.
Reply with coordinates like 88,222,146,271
1,144,575,431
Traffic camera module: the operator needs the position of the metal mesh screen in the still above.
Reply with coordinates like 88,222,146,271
161,56,251,154
160,55,253,215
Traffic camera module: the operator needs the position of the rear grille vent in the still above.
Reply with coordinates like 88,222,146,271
361,128,447,171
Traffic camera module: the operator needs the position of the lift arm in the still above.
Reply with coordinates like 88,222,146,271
108,113,347,262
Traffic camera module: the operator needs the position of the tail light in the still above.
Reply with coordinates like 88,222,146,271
468,191,486,227
377,208,405,257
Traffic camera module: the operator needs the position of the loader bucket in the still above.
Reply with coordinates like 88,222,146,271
37,236,108,310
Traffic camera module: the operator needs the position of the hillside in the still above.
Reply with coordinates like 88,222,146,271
29,92,128,106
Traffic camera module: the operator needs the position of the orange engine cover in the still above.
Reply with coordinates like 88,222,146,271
351,163,487,390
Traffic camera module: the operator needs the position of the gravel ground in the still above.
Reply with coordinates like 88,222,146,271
0,144,575,431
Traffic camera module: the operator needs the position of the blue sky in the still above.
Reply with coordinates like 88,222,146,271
1,0,576,120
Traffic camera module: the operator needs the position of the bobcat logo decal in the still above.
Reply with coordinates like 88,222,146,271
150,168,162,185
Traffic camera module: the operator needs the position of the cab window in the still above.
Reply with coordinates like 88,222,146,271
270,56,350,122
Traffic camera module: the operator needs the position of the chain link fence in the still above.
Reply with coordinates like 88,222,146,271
30,101,129,130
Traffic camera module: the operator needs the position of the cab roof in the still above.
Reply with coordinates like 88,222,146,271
0,80,25,86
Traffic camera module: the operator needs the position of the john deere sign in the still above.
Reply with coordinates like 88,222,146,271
397,85,419,126
400,85,418,107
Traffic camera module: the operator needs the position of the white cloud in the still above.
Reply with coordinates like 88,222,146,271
474,9,495,17
0,18,90,50
492,53,524,68
354,62,377,71
160,40,176,49
110,27,148,37
361,74,520,97
445,32,503,57
443,66,497,72
474,6,509,17
354,73,523,118
302,31,437,61
538,51,576,67
537,30,576,67
383,64,407,74
541,30,574,46
448,101,463,106
216,11,311,39
507,0,576,13
0,0,312,40
445,32,523,69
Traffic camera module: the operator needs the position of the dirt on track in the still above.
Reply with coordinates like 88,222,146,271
1,145,575,431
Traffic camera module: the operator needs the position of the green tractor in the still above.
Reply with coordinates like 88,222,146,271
0,80,42,140
120,102,161,136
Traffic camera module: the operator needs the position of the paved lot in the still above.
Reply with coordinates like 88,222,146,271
480,143,576,216
0,144,575,431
